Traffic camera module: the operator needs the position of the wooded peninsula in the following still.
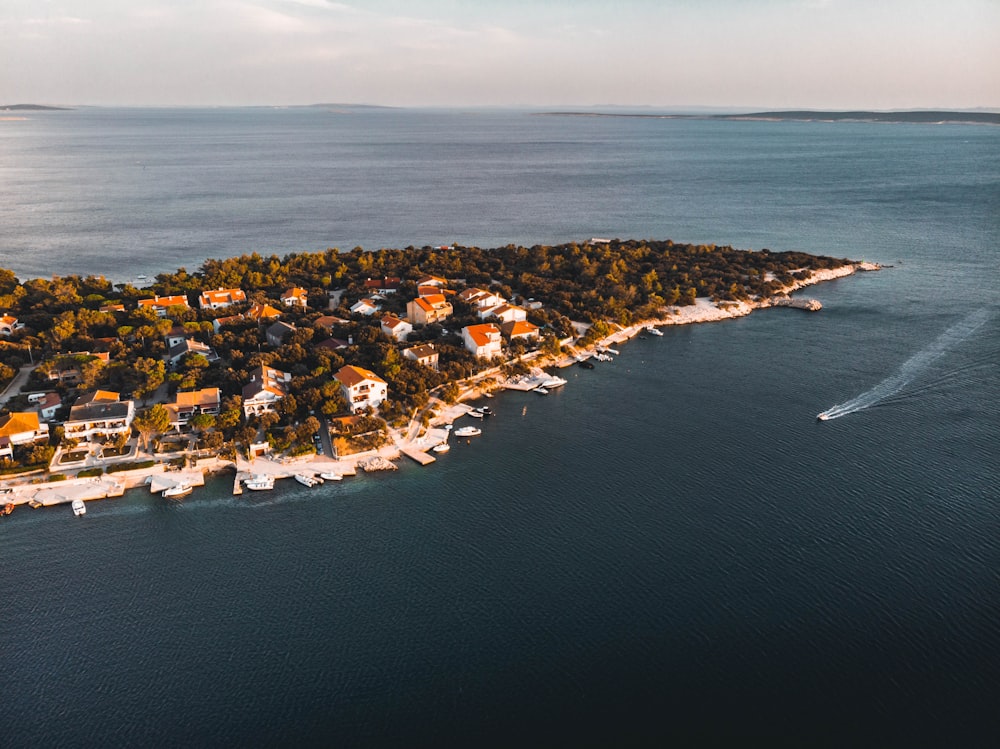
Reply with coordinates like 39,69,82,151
0,239,865,496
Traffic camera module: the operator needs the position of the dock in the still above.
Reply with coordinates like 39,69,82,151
400,447,435,466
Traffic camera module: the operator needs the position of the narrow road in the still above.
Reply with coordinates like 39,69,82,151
0,365,37,407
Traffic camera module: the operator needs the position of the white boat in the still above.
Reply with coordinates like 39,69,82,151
162,483,193,499
593,353,613,362
646,326,663,336
319,471,343,481
295,474,318,487
244,474,274,491
465,409,485,419
817,412,830,421
432,443,451,453
541,376,567,389
454,426,481,437
534,387,549,395
72,499,86,516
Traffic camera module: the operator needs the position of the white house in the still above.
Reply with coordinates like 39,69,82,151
0,412,50,458
199,288,246,310
165,388,222,430
137,295,189,318
281,287,308,308
0,314,25,335
478,303,527,323
242,365,292,417
63,391,135,442
462,323,503,359
380,315,412,342
350,298,379,316
500,320,541,342
403,343,439,370
406,294,453,325
335,365,388,413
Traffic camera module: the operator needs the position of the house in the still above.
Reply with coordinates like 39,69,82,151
0,412,50,458
403,343,439,370
163,326,188,349
462,323,503,359
199,288,246,310
458,287,506,311
335,365,388,413
315,337,351,354
380,315,412,342
281,287,308,308
245,302,282,322
478,303,527,323
212,314,245,333
165,388,221,429
415,275,447,289
266,321,296,347
44,352,109,385
166,338,218,367
350,298,379,316
312,315,348,332
99,303,126,313
242,365,292,417
500,320,541,342
137,295,189,317
27,392,62,421
63,391,135,442
406,294,453,325
363,276,401,294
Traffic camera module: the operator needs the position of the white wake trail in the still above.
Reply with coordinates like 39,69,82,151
817,308,994,421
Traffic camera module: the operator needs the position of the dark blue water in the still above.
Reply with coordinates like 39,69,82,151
2,109,999,747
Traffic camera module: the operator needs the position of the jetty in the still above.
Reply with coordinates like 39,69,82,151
400,447,435,466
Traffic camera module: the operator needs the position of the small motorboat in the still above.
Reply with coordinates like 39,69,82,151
541,377,567,389
244,474,275,491
454,426,481,437
3,501,15,516
465,409,484,419
432,443,451,453
476,406,495,416
162,483,193,499
295,474,319,487
817,412,830,421
646,326,663,336
72,499,86,516
319,471,342,481
534,387,549,395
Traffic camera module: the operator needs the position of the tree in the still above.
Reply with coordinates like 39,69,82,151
133,404,171,450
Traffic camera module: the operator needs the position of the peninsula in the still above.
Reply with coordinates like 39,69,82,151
0,239,874,512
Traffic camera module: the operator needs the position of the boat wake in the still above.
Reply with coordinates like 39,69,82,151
817,308,995,421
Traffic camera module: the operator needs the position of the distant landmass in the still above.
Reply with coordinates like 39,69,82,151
1,104,72,111
538,110,1000,125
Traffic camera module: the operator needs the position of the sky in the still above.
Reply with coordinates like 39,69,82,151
2,0,998,109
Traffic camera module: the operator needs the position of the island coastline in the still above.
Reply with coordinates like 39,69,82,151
0,242,877,515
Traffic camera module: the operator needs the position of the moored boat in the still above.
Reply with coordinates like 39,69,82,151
2,501,14,516
465,409,484,418
454,426,481,437
541,376,567,389
432,443,451,453
162,483,193,499
295,474,319,487
319,471,342,481
72,498,86,516
534,387,549,395
244,474,275,491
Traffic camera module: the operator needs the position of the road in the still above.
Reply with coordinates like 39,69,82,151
0,365,38,407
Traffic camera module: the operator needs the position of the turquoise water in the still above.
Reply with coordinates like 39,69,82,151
1,109,998,747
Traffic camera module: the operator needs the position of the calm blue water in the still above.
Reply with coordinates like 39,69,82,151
2,108,999,747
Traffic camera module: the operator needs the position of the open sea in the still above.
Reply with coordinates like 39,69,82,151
1,108,999,747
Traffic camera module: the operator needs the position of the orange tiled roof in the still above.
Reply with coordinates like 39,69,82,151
0,411,41,437
335,365,387,387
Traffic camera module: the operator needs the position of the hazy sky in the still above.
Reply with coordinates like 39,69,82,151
2,0,997,108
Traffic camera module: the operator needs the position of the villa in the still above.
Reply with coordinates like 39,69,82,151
199,288,246,310
403,343,439,370
462,323,503,359
165,388,222,430
406,294,453,325
380,315,412,342
335,365,388,413
63,391,135,442
0,412,50,459
281,287,308,308
137,295,189,318
242,365,292,417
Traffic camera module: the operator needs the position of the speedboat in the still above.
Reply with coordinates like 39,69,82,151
432,443,451,453
162,483,193,499
534,387,549,395
72,499,86,516
319,471,342,481
466,409,484,419
454,426,481,437
476,406,495,416
646,326,663,336
541,377,567,389
295,474,319,487
816,412,830,421
244,474,274,491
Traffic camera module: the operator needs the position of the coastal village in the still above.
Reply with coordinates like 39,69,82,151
0,239,874,515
